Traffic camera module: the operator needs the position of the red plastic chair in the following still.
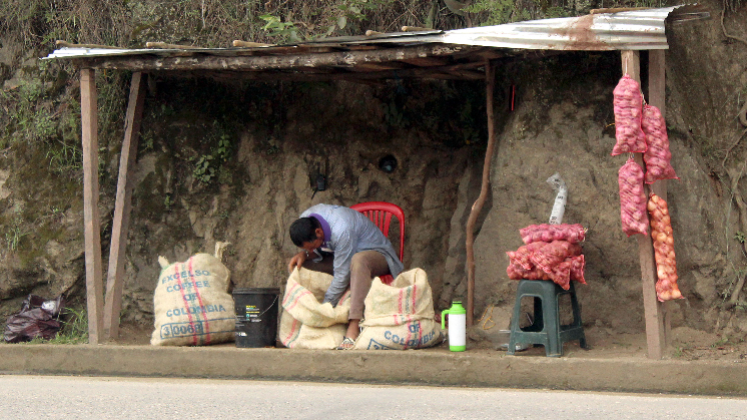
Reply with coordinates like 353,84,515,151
351,201,405,285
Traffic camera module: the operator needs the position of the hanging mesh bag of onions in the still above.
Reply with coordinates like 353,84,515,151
611,75,647,156
642,104,679,184
618,158,649,236
647,193,684,302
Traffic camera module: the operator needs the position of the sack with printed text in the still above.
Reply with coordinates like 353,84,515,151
151,243,235,346
279,267,351,349
353,268,443,350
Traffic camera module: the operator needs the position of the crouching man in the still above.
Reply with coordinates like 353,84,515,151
288,203,403,350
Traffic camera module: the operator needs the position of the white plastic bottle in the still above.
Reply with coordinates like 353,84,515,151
441,301,466,352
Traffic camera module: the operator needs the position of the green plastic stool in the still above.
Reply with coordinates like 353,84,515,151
507,280,587,357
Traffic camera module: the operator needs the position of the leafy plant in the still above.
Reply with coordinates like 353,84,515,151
465,0,533,25
260,14,300,42
192,130,233,184
326,0,389,35
193,154,217,184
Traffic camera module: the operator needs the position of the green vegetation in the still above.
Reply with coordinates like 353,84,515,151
465,0,534,25
711,336,730,348
673,346,683,357
4,221,28,252
26,307,89,344
465,0,675,25
192,130,233,185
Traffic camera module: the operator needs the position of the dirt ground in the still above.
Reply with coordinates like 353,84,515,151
113,322,747,363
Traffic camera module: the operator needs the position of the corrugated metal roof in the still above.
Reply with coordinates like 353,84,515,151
380,4,709,51
44,4,708,63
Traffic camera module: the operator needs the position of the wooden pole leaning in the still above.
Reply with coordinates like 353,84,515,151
465,59,497,327
620,50,669,359
80,68,104,344
103,72,147,341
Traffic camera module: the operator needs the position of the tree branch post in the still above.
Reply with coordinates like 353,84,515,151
466,59,497,327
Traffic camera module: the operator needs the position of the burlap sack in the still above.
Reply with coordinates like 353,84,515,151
151,245,234,346
279,267,351,349
354,268,443,350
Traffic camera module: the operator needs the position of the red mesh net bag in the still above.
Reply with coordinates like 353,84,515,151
530,241,582,273
569,254,586,285
507,260,570,290
506,241,584,291
506,242,545,270
618,158,649,236
611,75,646,156
545,260,572,290
642,104,678,184
519,224,585,245
647,193,684,302
506,263,550,281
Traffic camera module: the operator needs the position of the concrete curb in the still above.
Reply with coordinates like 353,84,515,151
1,345,745,395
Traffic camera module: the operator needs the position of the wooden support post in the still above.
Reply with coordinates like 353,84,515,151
621,50,668,359
81,68,104,345
103,72,147,341
648,49,672,346
466,60,497,327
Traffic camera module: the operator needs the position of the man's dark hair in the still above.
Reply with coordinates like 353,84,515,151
289,217,321,247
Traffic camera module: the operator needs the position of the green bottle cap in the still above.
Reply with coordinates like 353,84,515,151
449,301,466,315
441,301,467,329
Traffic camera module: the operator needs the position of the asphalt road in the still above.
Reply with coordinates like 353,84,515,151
2,375,745,419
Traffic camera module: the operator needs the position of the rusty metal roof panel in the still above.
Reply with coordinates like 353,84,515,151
350,5,710,51
44,5,709,61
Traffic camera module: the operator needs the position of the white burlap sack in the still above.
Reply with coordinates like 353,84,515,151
279,268,350,349
354,268,443,350
151,244,234,346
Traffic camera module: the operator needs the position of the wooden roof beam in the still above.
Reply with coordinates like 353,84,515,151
401,57,450,67
232,40,275,47
75,44,478,72
346,62,411,72
162,65,483,82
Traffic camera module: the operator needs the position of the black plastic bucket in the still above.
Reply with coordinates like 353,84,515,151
233,288,280,348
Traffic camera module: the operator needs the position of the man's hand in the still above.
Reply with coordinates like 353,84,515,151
288,251,307,273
